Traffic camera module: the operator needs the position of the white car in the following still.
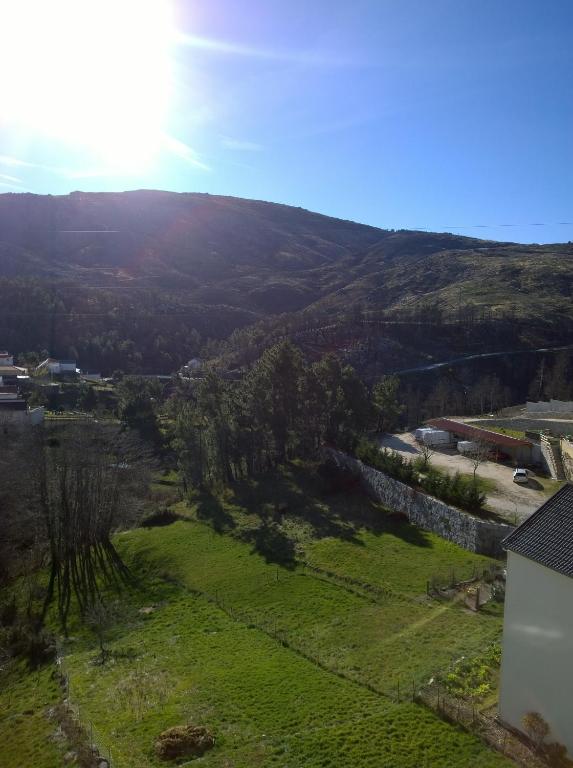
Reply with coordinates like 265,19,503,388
513,468,529,484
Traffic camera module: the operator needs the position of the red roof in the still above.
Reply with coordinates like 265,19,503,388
426,418,532,448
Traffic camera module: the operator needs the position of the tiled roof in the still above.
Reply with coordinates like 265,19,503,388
426,418,532,448
503,484,573,578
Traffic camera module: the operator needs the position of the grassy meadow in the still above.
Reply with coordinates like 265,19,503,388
1,463,511,767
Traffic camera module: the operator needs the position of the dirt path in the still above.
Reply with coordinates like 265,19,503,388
377,432,556,522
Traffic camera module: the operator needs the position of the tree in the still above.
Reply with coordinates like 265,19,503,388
35,422,151,630
372,375,403,432
468,440,490,484
418,441,435,471
116,376,163,444
85,599,119,665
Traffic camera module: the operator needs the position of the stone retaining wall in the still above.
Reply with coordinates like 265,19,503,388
324,448,514,557
526,400,573,414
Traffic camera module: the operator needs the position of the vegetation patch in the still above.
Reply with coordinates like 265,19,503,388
155,724,215,761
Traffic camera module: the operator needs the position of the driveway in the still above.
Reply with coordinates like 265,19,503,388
377,432,557,522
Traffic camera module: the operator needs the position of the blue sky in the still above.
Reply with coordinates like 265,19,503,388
0,0,571,243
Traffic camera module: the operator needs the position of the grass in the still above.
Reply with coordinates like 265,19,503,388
2,463,511,767
536,476,565,496
57,578,509,768
116,518,503,692
458,472,499,496
0,662,69,768
466,423,527,440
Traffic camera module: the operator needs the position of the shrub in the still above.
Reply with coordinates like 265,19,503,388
9,623,55,669
141,508,180,528
354,440,485,513
155,724,215,761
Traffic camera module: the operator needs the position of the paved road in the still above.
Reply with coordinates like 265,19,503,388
391,343,573,375
377,432,557,522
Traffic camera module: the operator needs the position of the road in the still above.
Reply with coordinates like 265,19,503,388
377,432,558,522
391,343,573,375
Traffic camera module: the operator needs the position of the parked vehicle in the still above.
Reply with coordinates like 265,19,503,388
513,468,529,484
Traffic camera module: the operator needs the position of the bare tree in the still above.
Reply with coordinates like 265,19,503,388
418,442,435,471
0,417,44,584
33,422,152,630
469,440,490,484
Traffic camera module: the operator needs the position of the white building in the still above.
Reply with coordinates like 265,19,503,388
0,398,44,426
37,358,77,375
0,351,14,366
499,484,573,755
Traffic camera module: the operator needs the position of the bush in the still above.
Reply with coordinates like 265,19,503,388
155,724,215,761
141,509,180,528
354,440,486,513
9,623,55,669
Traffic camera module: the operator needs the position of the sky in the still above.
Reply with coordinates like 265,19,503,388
0,0,572,244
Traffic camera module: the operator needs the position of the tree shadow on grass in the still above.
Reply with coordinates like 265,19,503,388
230,465,360,544
239,521,296,569
195,494,237,534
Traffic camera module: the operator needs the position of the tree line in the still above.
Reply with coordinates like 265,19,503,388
170,342,398,489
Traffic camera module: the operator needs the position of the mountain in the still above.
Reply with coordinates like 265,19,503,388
0,190,571,374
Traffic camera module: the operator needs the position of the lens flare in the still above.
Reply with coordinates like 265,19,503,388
0,0,175,171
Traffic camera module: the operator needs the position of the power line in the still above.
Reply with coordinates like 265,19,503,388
408,221,573,231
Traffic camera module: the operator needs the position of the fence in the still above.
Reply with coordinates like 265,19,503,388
56,642,116,767
416,681,545,768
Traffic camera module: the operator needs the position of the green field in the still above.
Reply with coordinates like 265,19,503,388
0,664,67,768
1,464,511,767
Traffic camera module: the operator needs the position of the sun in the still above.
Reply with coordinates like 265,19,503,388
0,0,175,171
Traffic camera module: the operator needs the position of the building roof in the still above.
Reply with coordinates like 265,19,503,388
503,483,573,578
426,418,532,448
0,365,26,376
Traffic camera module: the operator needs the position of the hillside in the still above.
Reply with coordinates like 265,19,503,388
0,190,571,373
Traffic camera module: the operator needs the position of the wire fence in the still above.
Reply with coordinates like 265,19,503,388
416,681,545,768
56,642,116,768
51,562,518,768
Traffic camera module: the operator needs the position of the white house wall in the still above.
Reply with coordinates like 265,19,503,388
499,551,573,754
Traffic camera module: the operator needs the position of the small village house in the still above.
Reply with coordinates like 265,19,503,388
0,394,44,426
0,350,14,366
36,357,77,375
0,351,28,385
499,484,573,755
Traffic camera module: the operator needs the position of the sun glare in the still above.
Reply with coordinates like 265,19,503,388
0,0,175,171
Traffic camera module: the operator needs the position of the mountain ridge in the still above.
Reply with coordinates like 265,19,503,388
0,190,571,373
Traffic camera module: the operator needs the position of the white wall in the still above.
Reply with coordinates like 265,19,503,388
499,551,573,754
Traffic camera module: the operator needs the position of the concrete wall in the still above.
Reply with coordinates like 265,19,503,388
526,400,573,414
324,448,514,556
499,551,573,755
